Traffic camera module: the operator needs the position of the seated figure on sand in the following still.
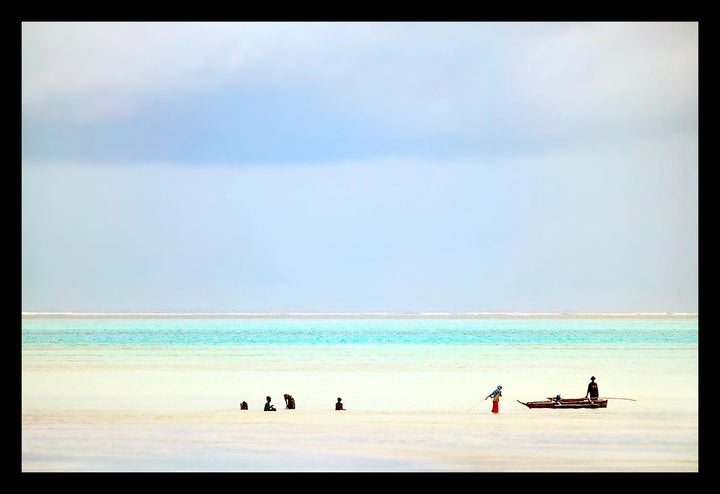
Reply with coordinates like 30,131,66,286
264,396,276,411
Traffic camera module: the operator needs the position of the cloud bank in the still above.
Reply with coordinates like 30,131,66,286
21,22,698,313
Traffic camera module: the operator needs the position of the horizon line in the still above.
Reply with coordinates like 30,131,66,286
21,311,699,317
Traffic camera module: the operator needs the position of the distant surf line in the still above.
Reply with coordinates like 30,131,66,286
22,311,698,318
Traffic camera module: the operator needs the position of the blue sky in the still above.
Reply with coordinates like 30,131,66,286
21,22,698,313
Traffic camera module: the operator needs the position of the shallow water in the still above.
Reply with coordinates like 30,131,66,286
21,313,698,471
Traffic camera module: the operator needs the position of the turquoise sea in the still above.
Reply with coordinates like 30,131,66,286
21,312,698,347
21,313,699,471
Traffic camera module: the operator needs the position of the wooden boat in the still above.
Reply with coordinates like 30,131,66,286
517,397,608,409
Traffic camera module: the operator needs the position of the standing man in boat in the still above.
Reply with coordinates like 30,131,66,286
485,385,502,413
586,376,599,401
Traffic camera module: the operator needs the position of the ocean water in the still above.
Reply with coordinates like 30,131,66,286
21,313,699,472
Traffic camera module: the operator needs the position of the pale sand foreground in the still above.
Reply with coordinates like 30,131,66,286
22,404,698,472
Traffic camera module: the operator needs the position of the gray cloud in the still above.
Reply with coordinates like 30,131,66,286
23,22,697,141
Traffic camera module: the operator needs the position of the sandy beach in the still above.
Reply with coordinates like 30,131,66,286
22,403,697,472
21,314,698,472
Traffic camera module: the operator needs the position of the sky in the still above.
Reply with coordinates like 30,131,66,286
21,22,699,314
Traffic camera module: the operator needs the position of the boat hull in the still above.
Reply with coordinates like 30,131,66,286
518,398,608,409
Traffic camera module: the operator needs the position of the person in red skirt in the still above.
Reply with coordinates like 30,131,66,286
485,385,502,413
